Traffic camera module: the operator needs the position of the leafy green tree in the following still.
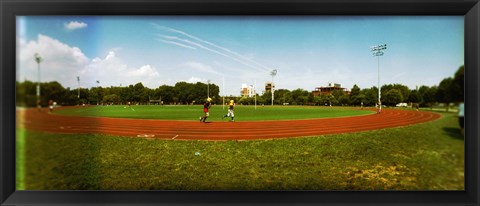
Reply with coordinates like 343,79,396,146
451,65,464,102
436,77,453,109
381,84,410,103
156,85,175,104
407,89,422,104
254,94,265,105
360,87,378,106
331,90,346,106
307,92,314,104
338,95,351,106
274,89,291,105
296,96,308,105
261,91,272,105
313,96,322,106
383,89,403,106
238,97,256,105
349,84,361,106
418,85,438,107
174,82,194,104
290,89,309,105
88,86,105,105
16,80,39,107
356,94,366,106
321,94,335,106
103,94,120,104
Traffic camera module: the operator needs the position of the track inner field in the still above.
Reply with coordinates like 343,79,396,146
17,107,441,141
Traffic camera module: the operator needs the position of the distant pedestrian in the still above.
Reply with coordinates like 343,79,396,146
48,99,54,112
222,100,235,122
199,97,212,123
458,102,464,135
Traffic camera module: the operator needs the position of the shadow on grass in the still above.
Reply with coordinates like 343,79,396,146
443,127,464,141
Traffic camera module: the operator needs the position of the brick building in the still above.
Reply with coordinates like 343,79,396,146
312,83,349,96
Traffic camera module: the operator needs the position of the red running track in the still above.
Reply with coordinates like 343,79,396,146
17,107,441,141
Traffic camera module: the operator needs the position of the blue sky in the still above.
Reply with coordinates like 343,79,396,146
17,16,464,96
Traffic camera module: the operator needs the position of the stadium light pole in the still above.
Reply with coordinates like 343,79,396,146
34,53,42,109
370,44,387,113
77,76,80,104
270,69,277,106
96,80,100,105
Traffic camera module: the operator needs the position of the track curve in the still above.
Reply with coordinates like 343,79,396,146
17,107,441,141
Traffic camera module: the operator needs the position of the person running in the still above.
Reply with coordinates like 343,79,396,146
199,97,212,123
222,100,235,122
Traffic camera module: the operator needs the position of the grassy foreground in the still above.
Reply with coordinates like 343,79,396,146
16,111,464,190
52,105,374,121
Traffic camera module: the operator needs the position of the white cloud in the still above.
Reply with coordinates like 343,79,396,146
17,34,163,89
17,34,89,87
186,77,203,83
84,51,162,88
64,21,88,31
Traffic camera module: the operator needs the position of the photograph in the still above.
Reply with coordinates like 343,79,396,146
15,15,466,191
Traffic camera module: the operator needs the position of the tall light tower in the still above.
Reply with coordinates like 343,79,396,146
96,80,100,105
77,76,80,102
270,69,277,106
34,53,42,109
370,44,387,113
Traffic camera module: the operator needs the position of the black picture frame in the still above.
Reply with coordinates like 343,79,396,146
1,0,479,205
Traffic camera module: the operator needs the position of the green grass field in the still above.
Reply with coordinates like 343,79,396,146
16,110,464,190
52,105,374,121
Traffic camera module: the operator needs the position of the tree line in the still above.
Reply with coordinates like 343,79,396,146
16,81,220,107
16,65,464,108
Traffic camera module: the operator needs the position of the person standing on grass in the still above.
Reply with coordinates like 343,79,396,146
222,100,235,122
199,97,212,123
458,102,464,135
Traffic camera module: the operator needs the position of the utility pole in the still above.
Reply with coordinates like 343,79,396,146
77,76,80,105
270,69,277,106
34,53,42,110
96,80,100,105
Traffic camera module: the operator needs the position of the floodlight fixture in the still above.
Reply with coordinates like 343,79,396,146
77,76,80,100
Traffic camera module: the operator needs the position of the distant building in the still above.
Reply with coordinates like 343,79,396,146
265,82,275,93
240,84,255,97
312,82,349,96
